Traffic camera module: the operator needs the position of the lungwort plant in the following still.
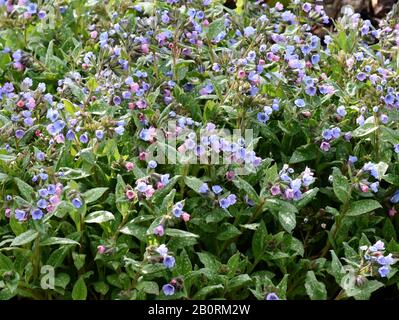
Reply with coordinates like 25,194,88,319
0,0,399,300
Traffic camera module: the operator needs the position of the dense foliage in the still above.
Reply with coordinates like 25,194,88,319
1,0,399,300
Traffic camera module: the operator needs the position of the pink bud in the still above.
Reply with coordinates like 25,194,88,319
225,171,235,181
128,102,135,109
49,195,60,205
141,43,150,54
130,83,140,93
17,100,25,108
5,208,11,218
90,31,98,39
156,182,165,190
237,70,246,79
125,162,134,171
97,245,106,254
360,184,369,193
139,151,147,161
177,144,186,153
258,59,265,65
154,225,164,236
305,61,312,68
202,19,209,27
301,111,311,118
145,186,155,199
389,208,397,217
181,212,190,222
46,205,55,213
125,190,136,200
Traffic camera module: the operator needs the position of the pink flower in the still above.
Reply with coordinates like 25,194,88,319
145,186,155,199
90,31,98,39
130,83,140,92
139,151,148,161
154,225,165,236
126,190,136,200
225,171,235,181
156,182,165,189
237,70,246,79
181,212,190,222
320,141,330,152
389,208,397,217
97,245,106,254
270,185,281,196
125,162,134,171
360,184,369,193
141,43,149,54
5,208,11,218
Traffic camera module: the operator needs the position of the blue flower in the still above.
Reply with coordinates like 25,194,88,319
148,160,157,169
72,198,83,209
243,26,255,37
265,292,280,300
163,255,176,269
336,106,347,117
37,199,48,209
31,208,44,220
390,190,399,204
294,99,305,108
95,130,104,140
378,266,390,277
15,209,27,221
162,284,175,296
199,183,209,194
212,185,223,195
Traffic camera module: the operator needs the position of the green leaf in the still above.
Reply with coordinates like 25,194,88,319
305,271,327,300
233,177,259,202
351,124,378,138
11,230,39,247
72,277,87,300
40,237,80,246
252,220,267,257
297,188,319,209
289,144,319,164
278,211,296,233
119,222,147,241
332,168,350,203
72,252,86,271
160,189,176,215
62,99,77,115
87,77,98,91
228,274,252,290
184,176,206,194
207,19,225,40
0,154,16,162
346,200,382,217
93,282,109,295
82,187,108,204
58,168,91,180
197,252,221,270
193,284,224,300
136,281,159,295
165,228,199,238
328,250,345,283
216,223,241,241
84,211,115,223
14,178,34,201
0,253,13,271
115,174,129,218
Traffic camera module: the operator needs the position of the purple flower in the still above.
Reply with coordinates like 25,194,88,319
265,293,280,300
219,198,229,209
72,198,83,209
95,130,104,140
270,185,281,196
199,183,209,194
15,129,25,139
257,112,269,123
390,190,399,204
66,130,75,141
80,133,89,144
294,99,305,108
156,244,168,256
348,155,358,164
35,151,45,161
378,266,390,277
384,94,395,105
305,86,317,96
212,185,223,195
154,225,165,236
162,284,175,296
163,255,176,269
356,73,367,81
148,160,157,169
320,141,330,152
336,106,347,117
302,3,312,12
311,54,320,65
243,26,256,37
31,208,44,220
15,209,27,221
37,199,48,209
200,83,214,95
